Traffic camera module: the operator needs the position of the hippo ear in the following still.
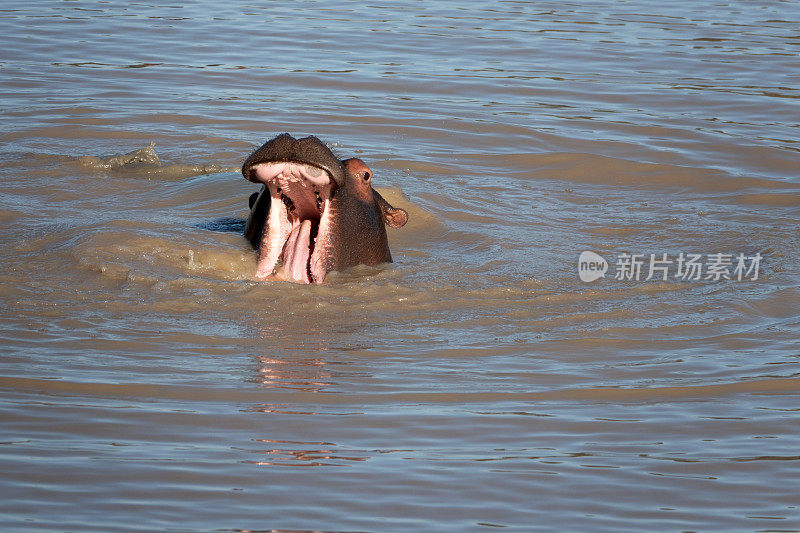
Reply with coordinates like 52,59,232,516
373,189,408,228
384,206,408,228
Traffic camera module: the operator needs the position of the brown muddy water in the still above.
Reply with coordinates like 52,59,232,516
1,2,800,532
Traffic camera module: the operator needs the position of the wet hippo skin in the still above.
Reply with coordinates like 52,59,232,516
242,133,408,284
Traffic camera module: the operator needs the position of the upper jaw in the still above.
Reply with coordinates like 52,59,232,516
241,133,346,187
248,161,334,284
251,161,332,215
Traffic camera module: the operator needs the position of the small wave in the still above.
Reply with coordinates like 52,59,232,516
74,142,241,179
197,217,247,233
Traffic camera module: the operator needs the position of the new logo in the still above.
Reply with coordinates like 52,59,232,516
578,251,608,282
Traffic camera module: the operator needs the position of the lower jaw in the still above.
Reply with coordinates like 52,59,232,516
257,219,323,284
253,196,332,284
283,219,314,283
255,262,317,284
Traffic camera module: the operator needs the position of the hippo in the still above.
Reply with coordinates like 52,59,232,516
242,133,408,284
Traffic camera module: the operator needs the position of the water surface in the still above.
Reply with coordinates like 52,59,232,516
1,1,799,531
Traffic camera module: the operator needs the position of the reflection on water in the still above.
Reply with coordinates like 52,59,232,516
243,439,370,467
251,357,333,392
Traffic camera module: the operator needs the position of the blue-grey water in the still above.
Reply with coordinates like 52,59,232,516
1,1,799,532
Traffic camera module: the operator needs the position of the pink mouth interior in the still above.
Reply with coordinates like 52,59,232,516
283,219,312,282
250,162,333,284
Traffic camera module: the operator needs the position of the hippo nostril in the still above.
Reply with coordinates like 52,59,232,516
363,171,370,181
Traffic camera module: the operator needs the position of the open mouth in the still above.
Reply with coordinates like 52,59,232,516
249,161,334,284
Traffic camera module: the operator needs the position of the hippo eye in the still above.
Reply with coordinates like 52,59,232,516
362,171,371,181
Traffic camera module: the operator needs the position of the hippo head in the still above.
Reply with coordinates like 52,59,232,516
242,133,408,284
